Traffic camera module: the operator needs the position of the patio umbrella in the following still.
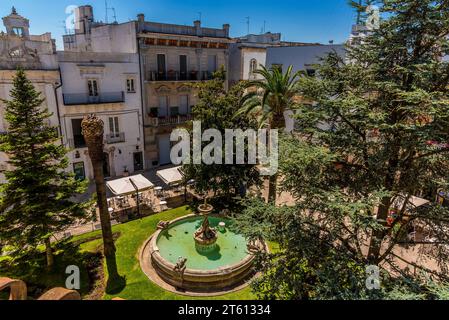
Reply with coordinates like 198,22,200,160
106,174,154,196
156,166,184,186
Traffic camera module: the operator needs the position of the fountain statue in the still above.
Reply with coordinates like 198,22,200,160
194,198,218,253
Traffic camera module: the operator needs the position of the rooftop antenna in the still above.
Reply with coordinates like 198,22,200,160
60,20,68,35
105,0,109,23
263,20,266,33
111,7,118,23
198,12,202,23
246,16,250,35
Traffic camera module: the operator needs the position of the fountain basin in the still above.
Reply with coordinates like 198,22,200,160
148,214,260,292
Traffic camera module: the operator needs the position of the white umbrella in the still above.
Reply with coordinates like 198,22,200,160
106,174,154,196
156,166,184,186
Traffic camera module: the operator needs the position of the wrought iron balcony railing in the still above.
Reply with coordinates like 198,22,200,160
106,132,126,144
63,92,125,106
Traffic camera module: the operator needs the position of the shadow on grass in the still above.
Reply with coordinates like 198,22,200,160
0,241,102,299
105,255,127,295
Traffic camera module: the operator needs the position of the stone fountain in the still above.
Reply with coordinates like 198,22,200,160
194,198,218,253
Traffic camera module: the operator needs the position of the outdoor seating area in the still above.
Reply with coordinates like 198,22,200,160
103,168,194,223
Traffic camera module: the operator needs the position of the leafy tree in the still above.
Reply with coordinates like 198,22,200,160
239,65,302,203
236,0,449,299
0,69,87,268
182,75,262,200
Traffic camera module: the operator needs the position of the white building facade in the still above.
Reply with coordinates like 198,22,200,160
59,6,144,181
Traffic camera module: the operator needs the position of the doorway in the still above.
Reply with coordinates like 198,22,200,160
103,152,110,178
134,152,144,171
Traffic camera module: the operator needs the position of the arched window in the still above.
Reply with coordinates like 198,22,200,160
249,59,258,78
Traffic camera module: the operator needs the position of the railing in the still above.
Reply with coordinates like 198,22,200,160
106,132,126,144
63,92,125,106
145,71,213,82
147,114,192,127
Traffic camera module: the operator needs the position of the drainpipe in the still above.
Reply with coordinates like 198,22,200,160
137,29,147,170
54,67,64,145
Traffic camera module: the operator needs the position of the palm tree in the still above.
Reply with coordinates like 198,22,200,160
239,65,302,203
81,115,122,290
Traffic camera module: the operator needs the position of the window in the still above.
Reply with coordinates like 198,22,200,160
126,78,135,93
87,79,99,97
179,55,187,80
12,27,24,36
179,95,189,115
157,54,166,75
158,96,168,117
73,162,86,181
109,117,120,138
71,119,86,148
249,59,258,78
207,55,217,73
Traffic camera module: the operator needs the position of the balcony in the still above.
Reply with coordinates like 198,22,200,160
145,71,213,82
147,114,192,127
63,92,125,106
106,132,126,144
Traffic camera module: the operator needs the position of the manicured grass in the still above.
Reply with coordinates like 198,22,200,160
75,206,257,300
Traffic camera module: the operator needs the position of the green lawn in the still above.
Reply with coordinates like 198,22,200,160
75,206,257,300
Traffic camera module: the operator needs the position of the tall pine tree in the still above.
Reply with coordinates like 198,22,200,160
235,0,449,299
0,69,87,268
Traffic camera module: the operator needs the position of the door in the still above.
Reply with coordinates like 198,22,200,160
208,55,217,73
179,55,187,80
103,152,110,178
73,162,86,180
158,134,171,165
71,119,86,148
179,95,188,115
157,54,166,80
158,96,168,117
133,152,144,171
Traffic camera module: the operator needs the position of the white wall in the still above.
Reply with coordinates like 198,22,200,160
57,51,145,180
266,45,346,74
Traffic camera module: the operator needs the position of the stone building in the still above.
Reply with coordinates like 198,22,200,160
136,14,232,167
58,6,144,181
0,7,60,183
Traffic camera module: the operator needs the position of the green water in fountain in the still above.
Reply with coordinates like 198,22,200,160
156,216,249,271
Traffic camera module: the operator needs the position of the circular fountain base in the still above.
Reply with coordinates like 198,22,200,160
141,214,264,293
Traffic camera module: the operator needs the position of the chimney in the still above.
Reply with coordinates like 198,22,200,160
137,13,145,32
223,24,230,37
194,20,201,36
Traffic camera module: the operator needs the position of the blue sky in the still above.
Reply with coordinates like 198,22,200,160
0,0,356,49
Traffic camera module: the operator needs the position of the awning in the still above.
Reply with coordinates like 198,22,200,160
106,174,154,196
156,166,184,186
